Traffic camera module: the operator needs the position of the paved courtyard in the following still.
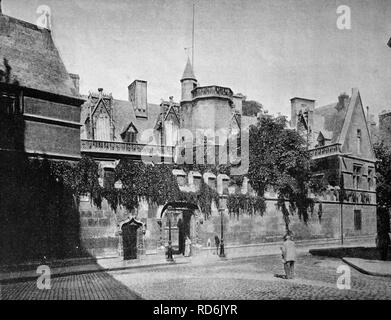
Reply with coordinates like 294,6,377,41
0,271,141,300
109,253,391,300
1,253,391,300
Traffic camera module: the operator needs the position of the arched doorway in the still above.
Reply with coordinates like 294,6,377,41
160,202,200,256
121,217,143,260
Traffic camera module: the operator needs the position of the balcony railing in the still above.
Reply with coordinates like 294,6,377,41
192,85,233,101
309,143,342,158
81,139,174,157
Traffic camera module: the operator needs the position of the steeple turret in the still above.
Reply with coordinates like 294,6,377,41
180,58,197,103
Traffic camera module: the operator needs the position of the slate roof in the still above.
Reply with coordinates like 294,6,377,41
181,58,196,80
81,96,164,142
0,14,78,97
312,101,348,145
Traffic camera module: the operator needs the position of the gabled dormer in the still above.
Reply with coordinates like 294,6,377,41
87,88,115,141
120,122,138,143
338,89,375,160
316,131,332,147
160,97,180,146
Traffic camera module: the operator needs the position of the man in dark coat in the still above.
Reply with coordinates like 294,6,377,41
214,235,220,255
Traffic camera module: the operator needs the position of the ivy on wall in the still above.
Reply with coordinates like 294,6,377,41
113,159,221,218
227,194,266,217
25,156,273,220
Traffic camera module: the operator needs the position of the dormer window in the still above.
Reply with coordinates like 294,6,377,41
121,123,138,143
317,132,325,147
125,127,137,143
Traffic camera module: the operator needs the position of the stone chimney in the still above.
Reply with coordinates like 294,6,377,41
290,97,315,130
233,93,244,114
0,0,2,14
69,73,80,94
128,80,148,118
337,93,349,111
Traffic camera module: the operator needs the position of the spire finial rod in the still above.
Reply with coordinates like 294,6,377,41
192,1,195,71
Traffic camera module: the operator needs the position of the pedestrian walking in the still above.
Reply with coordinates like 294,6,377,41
376,231,390,261
214,235,220,255
280,234,296,279
184,236,192,257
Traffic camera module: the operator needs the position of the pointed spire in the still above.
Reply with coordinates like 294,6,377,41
181,57,196,81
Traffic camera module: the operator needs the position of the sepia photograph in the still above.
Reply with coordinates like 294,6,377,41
0,0,391,306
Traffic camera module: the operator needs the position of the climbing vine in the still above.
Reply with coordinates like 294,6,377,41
23,156,268,219
114,159,220,218
227,193,266,217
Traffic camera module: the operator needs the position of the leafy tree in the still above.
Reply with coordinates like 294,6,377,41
373,142,391,233
247,115,320,230
242,99,263,117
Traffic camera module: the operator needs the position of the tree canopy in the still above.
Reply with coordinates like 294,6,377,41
374,142,391,210
247,115,319,228
242,99,263,117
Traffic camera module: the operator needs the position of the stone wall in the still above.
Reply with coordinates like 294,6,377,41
78,196,377,258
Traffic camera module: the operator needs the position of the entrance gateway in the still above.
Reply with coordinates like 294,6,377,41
121,217,143,260
160,202,200,255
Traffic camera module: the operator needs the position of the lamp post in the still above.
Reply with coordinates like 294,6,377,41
335,186,343,245
219,208,226,258
166,210,174,262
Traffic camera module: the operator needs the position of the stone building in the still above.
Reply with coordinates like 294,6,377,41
79,59,259,257
0,11,84,160
290,89,377,241
0,4,378,263
0,8,84,263
79,56,377,258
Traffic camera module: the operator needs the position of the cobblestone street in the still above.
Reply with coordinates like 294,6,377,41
2,253,391,300
0,271,141,300
109,253,391,300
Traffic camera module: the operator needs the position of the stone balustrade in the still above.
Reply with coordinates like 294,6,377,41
309,143,342,158
192,85,233,101
81,139,174,157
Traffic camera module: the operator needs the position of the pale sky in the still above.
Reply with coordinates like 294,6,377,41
3,0,391,119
